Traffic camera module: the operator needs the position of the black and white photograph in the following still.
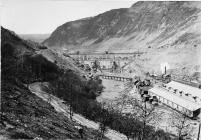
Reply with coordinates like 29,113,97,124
1,0,201,139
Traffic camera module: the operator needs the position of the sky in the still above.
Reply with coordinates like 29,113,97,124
1,0,137,34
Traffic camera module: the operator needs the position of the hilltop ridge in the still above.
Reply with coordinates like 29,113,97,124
44,1,201,79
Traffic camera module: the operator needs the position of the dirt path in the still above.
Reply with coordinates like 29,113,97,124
29,82,127,140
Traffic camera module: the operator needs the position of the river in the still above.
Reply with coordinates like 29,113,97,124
96,78,125,103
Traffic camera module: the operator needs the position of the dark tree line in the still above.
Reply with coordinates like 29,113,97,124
2,43,60,84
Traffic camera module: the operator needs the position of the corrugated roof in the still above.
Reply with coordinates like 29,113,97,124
149,86,200,111
166,81,201,98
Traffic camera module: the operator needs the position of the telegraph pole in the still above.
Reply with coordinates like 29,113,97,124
198,122,201,140
70,84,73,120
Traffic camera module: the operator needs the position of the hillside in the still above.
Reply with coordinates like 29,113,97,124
36,48,86,75
44,1,201,52
44,1,201,78
0,27,100,139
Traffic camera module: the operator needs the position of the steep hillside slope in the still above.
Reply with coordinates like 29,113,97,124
1,27,60,83
44,1,201,52
1,82,99,139
0,27,99,139
37,48,86,75
44,1,201,77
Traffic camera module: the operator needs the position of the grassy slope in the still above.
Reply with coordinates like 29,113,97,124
0,27,99,139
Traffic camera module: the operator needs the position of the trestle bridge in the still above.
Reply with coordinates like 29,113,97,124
98,74,132,82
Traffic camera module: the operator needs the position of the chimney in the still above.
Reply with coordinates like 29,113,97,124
165,66,166,74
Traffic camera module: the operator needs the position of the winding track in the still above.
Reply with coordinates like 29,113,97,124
29,82,127,140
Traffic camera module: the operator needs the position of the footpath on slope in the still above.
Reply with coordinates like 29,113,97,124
29,82,127,140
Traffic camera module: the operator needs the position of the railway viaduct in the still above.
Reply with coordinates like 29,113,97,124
64,52,143,70
66,52,143,61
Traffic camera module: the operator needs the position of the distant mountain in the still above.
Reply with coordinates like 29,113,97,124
44,1,201,78
20,34,50,43
44,1,201,53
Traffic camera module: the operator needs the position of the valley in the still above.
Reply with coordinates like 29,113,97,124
1,1,201,140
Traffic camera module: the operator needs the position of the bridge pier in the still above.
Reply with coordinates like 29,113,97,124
122,78,125,82
120,77,123,81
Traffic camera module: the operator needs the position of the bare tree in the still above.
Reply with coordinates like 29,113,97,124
97,102,111,139
97,102,119,139
119,113,141,140
116,94,163,140
115,93,131,113
111,61,119,72
131,99,163,140
170,111,194,140
92,60,101,73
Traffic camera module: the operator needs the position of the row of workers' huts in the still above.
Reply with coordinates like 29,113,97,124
138,80,201,118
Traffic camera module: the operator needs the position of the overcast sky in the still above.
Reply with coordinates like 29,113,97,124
1,0,136,34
